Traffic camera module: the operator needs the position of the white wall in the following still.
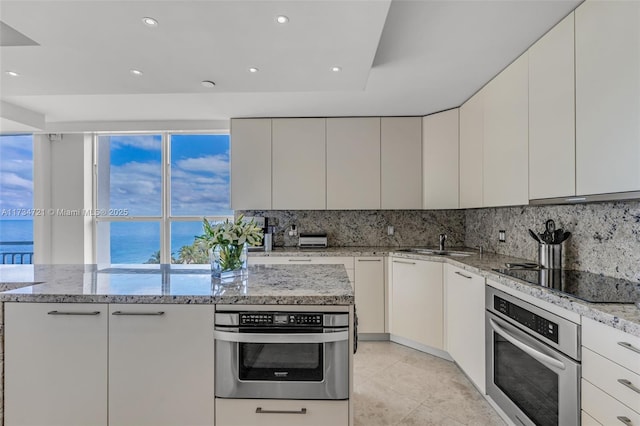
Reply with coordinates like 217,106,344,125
33,134,93,264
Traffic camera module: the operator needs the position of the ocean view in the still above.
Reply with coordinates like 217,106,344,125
0,219,206,264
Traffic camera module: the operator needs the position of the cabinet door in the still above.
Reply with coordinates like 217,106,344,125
390,258,443,350
445,265,486,393
4,303,108,426
575,1,640,195
272,118,326,209
380,117,422,209
326,117,381,209
230,118,272,209
108,304,215,426
354,257,385,334
423,109,459,209
483,53,529,207
529,12,576,200
459,89,484,208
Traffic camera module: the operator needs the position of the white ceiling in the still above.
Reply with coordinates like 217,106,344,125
0,0,581,133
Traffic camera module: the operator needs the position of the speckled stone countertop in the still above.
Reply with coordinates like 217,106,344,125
1,246,638,336
0,264,353,305
255,246,640,337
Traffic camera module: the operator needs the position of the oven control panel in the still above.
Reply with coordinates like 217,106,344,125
494,296,559,343
240,312,323,326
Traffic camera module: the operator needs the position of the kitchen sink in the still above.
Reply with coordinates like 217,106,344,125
395,248,474,257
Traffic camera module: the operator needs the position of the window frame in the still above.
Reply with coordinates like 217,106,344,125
93,131,232,265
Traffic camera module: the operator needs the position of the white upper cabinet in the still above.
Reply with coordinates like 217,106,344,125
423,109,459,209
575,0,640,195
529,12,576,200
230,118,272,210
483,53,529,207
327,117,381,209
459,89,484,209
380,117,422,209
272,118,326,210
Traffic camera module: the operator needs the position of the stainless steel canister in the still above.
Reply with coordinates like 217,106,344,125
538,243,562,269
263,233,273,252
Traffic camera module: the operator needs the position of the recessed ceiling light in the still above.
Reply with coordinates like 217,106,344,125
276,15,289,24
248,67,259,73
331,66,342,72
5,71,19,77
130,69,143,76
201,80,216,88
142,17,158,27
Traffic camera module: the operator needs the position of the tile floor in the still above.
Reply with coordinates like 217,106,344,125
353,341,506,426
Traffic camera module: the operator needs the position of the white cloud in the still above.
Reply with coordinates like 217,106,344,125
175,154,229,176
0,172,32,190
104,135,161,151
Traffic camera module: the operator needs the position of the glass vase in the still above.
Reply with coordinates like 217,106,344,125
210,243,248,279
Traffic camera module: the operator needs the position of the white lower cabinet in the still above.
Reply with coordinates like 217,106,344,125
581,316,640,424
390,257,443,350
354,256,385,334
444,265,486,393
215,398,348,426
4,302,215,426
4,303,109,426
108,304,215,426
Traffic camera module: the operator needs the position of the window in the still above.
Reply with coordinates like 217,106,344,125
0,134,34,264
95,133,231,265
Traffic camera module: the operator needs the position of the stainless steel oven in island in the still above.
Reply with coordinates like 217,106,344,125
214,305,352,426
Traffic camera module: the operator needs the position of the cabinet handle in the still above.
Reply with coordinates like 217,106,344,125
393,260,415,265
288,259,312,262
111,311,165,316
618,341,640,355
47,310,101,316
358,259,381,262
255,407,307,415
617,416,632,426
618,379,640,395
454,271,472,279
565,197,587,203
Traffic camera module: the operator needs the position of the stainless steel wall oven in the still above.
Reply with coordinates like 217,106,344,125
486,286,580,426
214,310,349,400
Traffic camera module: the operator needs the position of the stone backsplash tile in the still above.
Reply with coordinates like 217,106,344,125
237,210,466,249
464,200,640,282
240,200,640,282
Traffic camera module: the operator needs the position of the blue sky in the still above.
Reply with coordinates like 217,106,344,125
0,133,231,218
102,133,231,216
0,134,33,215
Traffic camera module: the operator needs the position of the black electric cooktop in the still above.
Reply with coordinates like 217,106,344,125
493,268,640,304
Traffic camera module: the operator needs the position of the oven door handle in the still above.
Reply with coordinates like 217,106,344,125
214,329,349,344
489,318,566,371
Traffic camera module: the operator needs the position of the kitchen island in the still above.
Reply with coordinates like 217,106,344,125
0,263,354,426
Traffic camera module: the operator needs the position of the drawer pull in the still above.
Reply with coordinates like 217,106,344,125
358,259,381,262
255,407,307,415
618,341,640,355
617,416,632,426
454,271,472,279
618,379,640,395
393,260,416,265
47,310,101,316
288,259,312,262
111,311,165,316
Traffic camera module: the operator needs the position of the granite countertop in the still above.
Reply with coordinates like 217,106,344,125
0,264,353,305
1,246,638,336
253,246,640,337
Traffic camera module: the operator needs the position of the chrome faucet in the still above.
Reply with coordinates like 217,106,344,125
438,233,447,251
